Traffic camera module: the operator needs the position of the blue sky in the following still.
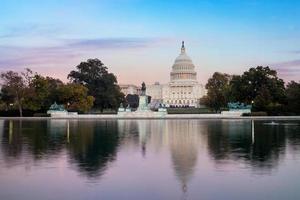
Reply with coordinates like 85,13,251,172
0,0,300,84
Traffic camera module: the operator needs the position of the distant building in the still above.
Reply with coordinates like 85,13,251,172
119,84,141,96
120,42,206,107
147,42,206,107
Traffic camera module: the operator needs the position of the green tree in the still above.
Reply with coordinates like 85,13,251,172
126,94,139,108
0,70,30,117
201,72,231,112
286,81,300,114
24,74,51,111
0,86,15,110
229,66,286,112
41,77,64,108
58,83,94,112
68,58,124,111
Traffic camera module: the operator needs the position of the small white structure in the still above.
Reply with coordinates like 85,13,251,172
47,110,68,117
119,84,141,96
47,102,78,117
221,110,250,116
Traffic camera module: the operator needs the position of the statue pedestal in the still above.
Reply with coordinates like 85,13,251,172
47,110,68,117
158,108,167,112
118,108,125,112
137,95,149,111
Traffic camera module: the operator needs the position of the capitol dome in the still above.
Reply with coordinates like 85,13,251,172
170,41,197,83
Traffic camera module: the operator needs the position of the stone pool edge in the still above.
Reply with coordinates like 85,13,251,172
0,115,300,120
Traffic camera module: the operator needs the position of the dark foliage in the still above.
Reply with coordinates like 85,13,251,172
68,58,124,111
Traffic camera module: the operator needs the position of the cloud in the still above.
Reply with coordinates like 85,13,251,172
272,59,300,81
289,50,300,54
0,24,63,38
0,37,170,69
273,59,300,68
66,38,165,49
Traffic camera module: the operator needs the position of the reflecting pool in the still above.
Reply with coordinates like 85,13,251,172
0,119,300,200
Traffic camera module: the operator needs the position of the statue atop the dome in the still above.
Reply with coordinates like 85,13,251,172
181,41,185,53
141,82,146,96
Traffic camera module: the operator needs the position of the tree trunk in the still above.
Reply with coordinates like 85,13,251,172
18,103,23,117
16,97,23,117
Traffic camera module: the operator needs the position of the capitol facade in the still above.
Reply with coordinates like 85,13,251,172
120,42,206,107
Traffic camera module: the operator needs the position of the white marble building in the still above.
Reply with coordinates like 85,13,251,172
120,42,206,107
120,84,141,96
146,42,206,107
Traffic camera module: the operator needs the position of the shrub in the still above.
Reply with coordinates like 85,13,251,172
242,112,268,116
33,113,50,117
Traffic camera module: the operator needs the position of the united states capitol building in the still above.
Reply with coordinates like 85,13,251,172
120,42,206,107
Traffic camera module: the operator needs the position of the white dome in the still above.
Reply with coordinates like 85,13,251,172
170,41,197,83
175,53,192,63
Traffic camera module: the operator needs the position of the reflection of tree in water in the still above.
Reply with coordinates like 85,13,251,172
1,120,24,159
1,120,66,164
206,120,300,172
0,120,122,180
167,120,200,197
286,124,300,153
67,120,121,179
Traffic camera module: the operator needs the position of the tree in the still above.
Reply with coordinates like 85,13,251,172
0,70,29,117
229,66,286,112
201,72,231,112
42,77,64,108
68,58,124,111
0,86,15,110
125,94,139,108
58,83,94,112
286,81,300,114
24,74,52,111
24,75,63,111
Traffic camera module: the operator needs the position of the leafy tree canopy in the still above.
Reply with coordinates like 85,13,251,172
57,83,94,112
0,69,31,116
229,66,286,111
286,81,300,114
68,58,124,111
201,72,230,112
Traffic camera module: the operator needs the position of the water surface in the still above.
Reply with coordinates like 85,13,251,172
0,119,300,200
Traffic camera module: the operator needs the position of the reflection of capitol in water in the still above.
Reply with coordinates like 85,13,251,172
119,120,205,194
167,120,203,194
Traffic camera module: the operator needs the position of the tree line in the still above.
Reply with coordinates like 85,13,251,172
0,58,124,116
1,60,299,116
200,66,300,115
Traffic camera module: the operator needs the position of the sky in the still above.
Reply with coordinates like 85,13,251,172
0,0,300,85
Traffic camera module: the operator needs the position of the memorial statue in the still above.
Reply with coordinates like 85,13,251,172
141,82,146,96
228,102,252,110
48,102,66,111
47,102,68,117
